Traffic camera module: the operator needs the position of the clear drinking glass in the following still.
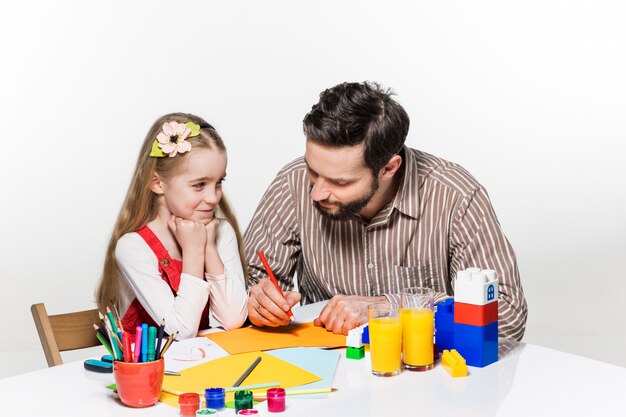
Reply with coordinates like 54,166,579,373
400,287,434,371
367,302,402,377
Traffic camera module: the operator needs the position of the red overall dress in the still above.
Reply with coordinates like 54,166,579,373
121,226,210,335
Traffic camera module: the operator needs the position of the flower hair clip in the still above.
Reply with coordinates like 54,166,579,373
150,121,201,157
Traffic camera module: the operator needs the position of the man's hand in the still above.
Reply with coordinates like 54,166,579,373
314,295,387,335
248,278,301,327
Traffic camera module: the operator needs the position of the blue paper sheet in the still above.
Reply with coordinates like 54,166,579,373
265,347,340,398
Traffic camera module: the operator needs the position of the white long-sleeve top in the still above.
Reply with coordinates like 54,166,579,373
115,220,248,339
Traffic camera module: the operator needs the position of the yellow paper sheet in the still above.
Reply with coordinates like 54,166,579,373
159,351,321,407
204,322,346,354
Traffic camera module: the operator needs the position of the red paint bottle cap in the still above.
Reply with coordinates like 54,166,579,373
237,410,259,416
179,393,200,416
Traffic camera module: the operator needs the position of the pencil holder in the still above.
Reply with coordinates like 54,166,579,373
113,358,164,408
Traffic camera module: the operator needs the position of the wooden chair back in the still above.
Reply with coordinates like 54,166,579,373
31,303,100,367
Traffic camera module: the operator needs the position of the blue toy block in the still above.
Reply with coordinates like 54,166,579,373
435,298,455,330
436,331,454,352
435,298,455,351
361,325,369,344
453,321,498,368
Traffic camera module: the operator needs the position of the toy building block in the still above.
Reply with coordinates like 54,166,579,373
453,321,498,367
347,326,364,348
346,346,365,360
361,325,369,344
441,349,468,377
435,298,455,330
454,269,498,306
435,298,455,351
454,300,498,326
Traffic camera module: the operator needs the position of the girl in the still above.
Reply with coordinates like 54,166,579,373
96,113,248,339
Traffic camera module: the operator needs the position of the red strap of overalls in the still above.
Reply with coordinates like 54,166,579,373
135,226,182,292
121,226,210,334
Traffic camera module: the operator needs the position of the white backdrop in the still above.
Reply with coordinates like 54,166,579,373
1,1,624,377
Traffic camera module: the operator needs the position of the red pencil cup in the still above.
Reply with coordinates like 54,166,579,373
113,359,164,408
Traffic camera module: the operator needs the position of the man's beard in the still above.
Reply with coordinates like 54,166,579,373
312,177,379,220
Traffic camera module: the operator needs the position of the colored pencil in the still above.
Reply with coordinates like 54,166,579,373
98,311,108,335
106,307,120,339
159,331,178,357
110,302,125,333
253,387,337,400
155,319,165,359
257,251,295,321
94,330,114,357
103,321,123,360
233,356,262,387
104,320,123,352
92,324,110,345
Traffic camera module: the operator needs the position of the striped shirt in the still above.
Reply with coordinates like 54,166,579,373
244,147,528,340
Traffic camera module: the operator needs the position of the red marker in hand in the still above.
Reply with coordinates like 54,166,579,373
257,251,295,322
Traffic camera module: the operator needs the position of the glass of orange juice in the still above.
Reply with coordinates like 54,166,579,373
367,302,402,377
401,287,434,371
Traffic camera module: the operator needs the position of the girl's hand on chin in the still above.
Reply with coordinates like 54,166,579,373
205,218,220,250
167,215,207,253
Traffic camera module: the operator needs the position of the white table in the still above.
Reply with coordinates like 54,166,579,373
1,339,625,416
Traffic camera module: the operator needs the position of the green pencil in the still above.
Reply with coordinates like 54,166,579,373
95,331,114,357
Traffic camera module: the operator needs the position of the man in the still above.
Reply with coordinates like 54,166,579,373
244,81,527,340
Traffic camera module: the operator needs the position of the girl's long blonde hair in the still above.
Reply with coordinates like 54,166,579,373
96,113,247,313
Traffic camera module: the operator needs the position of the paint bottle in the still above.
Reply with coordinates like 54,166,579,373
204,388,225,410
179,393,200,416
234,390,253,413
267,387,286,412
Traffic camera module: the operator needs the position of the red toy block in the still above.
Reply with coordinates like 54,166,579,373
454,301,498,326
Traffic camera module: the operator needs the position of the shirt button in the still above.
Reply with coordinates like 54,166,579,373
368,263,374,269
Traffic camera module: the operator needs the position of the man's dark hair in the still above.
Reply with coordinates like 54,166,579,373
303,81,410,175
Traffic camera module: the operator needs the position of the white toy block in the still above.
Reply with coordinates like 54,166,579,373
347,325,364,348
454,268,498,306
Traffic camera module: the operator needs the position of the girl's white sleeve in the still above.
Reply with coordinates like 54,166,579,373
205,220,248,329
115,233,210,339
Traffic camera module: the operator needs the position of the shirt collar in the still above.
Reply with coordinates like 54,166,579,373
389,146,420,220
